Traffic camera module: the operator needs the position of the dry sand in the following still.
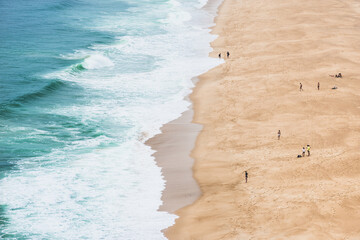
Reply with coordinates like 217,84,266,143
165,0,360,239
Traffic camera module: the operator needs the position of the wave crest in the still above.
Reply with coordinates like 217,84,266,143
14,80,66,104
82,54,114,70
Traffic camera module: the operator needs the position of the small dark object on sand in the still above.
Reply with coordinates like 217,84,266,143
335,73,342,78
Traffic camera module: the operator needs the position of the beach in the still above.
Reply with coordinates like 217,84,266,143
163,0,360,239
2,0,360,238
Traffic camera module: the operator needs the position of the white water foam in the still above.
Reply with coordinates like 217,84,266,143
197,0,209,8
0,141,173,239
82,54,114,69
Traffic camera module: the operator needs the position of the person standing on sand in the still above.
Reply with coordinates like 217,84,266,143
278,130,281,140
245,171,248,183
302,147,306,157
227,51,230,58
317,82,320,90
218,53,221,59
300,83,303,91
307,145,311,156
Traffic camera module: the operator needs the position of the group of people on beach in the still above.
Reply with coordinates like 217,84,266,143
243,69,343,183
300,82,321,91
243,129,310,183
301,145,311,157
329,72,342,78
278,130,311,158
219,52,230,59
300,73,343,91
279,72,342,167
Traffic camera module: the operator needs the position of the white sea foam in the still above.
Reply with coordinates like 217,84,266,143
0,0,221,239
197,0,209,8
0,141,173,239
82,54,114,69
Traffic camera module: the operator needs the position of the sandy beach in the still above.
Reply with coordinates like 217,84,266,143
164,0,360,239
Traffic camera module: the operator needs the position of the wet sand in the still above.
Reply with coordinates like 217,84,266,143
166,0,360,239
146,101,201,213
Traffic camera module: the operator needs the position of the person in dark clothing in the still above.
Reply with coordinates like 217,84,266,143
317,82,320,90
227,51,230,58
218,53,221,59
336,73,342,78
245,171,248,183
300,83,303,91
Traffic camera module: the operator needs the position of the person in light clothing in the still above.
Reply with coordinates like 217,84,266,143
302,147,306,157
307,145,311,156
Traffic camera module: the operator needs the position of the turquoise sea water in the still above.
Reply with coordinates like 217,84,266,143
0,0,220,238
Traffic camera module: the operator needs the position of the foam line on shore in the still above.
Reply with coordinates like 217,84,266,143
145,0,224,236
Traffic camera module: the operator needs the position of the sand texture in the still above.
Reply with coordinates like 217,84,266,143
166,0,360,239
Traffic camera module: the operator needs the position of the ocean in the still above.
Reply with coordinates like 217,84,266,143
0,0,220,239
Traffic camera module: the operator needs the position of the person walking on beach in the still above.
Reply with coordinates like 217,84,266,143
227,51,230,58
317,82,320,90
307,145,311,156
218,53,221,59
300,83,303,91
277,130,281,140
302,147,306,157
245,171,248,183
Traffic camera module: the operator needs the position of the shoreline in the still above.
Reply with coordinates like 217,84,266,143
146,87,202,214
166,0,360,239
146,0,224,236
